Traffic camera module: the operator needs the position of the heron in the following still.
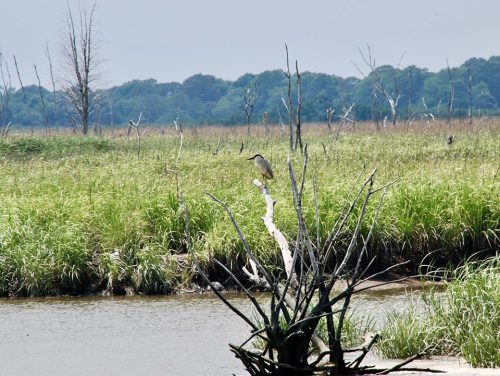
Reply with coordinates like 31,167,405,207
247,154,273,185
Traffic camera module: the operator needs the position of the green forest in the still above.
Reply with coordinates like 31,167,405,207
2,56,500,128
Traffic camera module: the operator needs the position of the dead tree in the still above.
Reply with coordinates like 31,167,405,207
446,60,454,129
466,69,473,128
355,46,402,126
13,55,33,134
45,44,58,132
127,112,143,158
326,107,335,132
406,66,413,121
283,45,294,150
173,114,184,164
370,87,381,131
34,64,51,135
0,52,12,138
263,111,269,137
173,113,183,134
404,68,418,128
177,144,436,376
281,45,303,152
242,83,259,133
334,103,355,144
60,2,101,135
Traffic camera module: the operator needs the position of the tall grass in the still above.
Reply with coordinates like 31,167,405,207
0,124,498,296
377,257,499,367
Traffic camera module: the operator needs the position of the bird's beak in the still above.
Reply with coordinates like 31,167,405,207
247,157,254,160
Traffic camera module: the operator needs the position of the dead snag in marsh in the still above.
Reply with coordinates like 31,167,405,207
183,144,439,375
128,112,144,158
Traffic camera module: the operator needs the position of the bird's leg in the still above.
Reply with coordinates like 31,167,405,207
262,174,267,187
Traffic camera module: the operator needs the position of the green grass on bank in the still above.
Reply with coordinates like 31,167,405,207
376,257,499,368
0,125,498,296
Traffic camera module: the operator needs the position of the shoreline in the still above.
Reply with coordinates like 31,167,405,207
358,354,498,376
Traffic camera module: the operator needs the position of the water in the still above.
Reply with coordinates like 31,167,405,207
0,289,418,376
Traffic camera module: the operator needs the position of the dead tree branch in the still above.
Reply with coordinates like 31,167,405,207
242,83,259,134
466,69,473,127
128,112,143,158
355,45,402,126
326,107,335,132
334,103,355,144
377,345,434,375
34,64,51,135
0,52,12,138
281,44,303,152
446,59,454,128
13,55,32,132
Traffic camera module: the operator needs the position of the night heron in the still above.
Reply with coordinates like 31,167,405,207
247,154,273,184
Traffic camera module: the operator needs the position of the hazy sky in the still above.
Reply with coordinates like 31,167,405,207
1,0,500,88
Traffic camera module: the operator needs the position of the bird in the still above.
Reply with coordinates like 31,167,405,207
447,134,456,147
247,154,273,185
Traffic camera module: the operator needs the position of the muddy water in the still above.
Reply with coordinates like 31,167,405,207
0,289,416,376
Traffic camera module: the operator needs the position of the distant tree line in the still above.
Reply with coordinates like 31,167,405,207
2,56,500,129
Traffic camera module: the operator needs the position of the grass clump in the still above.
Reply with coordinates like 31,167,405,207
377,257,499,367
316,312,375,349
377,294,432,358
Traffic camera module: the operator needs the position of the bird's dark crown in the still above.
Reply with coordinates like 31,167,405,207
247,154,263,160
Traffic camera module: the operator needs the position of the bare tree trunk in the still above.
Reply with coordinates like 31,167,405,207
407,66,413,121
326,107,334,132
467,70,473,128
12,55,34,137
242,83,259,134
263,111,269,137
34,64,51,135
128,112,143,158
282,45,303,152
13,55,33,134
45,44,58,133
0,52,13,137
294,61,303,152
283,44,294,151
446,60,454,129
370,87,380,131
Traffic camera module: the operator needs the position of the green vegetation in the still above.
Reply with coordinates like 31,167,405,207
0,125,498,296
4,56,500,127
251,309,375,353
377,257,499,367
317,313,375,349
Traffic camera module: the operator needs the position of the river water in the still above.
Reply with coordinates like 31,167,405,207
0,289,416,376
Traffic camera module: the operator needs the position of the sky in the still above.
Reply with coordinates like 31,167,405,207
1,0,500,89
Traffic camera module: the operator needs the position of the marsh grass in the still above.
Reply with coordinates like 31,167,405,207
317,311,376,349
0,122,498,296
376,293,432,359
376,257,499,367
